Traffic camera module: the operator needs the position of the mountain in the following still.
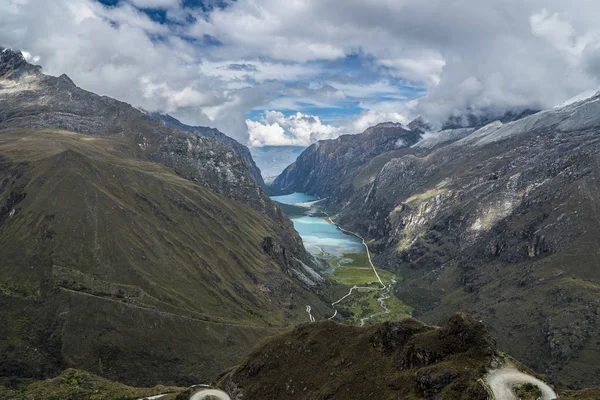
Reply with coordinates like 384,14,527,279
441,108,541,130
0,49,332,386
272,122,422,197
272,97,600,389
146,112,266,189
249,145,306,184
0,47,310,259
0,49,274,217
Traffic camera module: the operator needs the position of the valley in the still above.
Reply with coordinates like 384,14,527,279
272,106,600,390
271,192,414,327
2,11,600,397
0,49,333,394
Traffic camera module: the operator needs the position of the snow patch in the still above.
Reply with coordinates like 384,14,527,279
555,89,599,109
413,128,474,149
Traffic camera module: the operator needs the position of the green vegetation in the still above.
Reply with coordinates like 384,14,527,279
0,369,183,400
0,129,328,387
320,253,412,326
326,253,395,286
514,383,543,400
334,288,413,326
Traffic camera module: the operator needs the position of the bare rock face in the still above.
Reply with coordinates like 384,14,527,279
398,314,496,371
146,112,266,189
0,48,41,78
371,318,433,355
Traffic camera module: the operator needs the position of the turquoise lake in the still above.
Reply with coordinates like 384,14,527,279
270,193,365,256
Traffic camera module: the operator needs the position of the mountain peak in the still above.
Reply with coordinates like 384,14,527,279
554,88,600,109
407,116,431,133
0,47,42,78
369,121,404,130
58,73,75,86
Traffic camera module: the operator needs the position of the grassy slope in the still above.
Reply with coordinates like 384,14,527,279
0,369,183,400
0,128,328,386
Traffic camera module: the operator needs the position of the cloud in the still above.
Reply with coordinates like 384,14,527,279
128,0,180,9
3,0,600,146
247,111,341,147
192,0,600,125
335,99,418,134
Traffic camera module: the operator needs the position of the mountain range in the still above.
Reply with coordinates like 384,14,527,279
3,45,600,399
272,92,600,390
0,47,332,388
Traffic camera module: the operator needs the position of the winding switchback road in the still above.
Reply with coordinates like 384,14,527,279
323,215,396,323
485,366,557,400
189,389,231,400
328,217,384,287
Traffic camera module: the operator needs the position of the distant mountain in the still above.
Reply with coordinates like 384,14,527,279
271,97,600,389
0,48,330,386
441,108,540,130
146,112,266,188
249,145,306,183
272,122,422,197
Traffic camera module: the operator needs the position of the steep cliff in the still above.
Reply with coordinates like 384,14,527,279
146,112,266,189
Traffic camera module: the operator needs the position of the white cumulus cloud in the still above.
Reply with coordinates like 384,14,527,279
248,111,341,147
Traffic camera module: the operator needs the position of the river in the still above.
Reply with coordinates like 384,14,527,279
270,193,365,256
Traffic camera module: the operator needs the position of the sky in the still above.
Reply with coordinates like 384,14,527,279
2,0,600,147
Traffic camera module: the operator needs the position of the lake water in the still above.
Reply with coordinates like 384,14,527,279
271,193,365,256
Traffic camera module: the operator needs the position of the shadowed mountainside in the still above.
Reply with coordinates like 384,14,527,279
0,47,335,387
272,122,422,197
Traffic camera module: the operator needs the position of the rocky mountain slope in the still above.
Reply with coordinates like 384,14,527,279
272,96,600,389
0,128,331,387
273,122,422,198
0,48,282,224
0,49,332,387
146,112,266,189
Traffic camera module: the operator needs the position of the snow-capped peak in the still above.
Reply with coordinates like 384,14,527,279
555,89,600,109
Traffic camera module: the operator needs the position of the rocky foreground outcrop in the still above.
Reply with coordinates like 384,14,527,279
220,314,496,400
